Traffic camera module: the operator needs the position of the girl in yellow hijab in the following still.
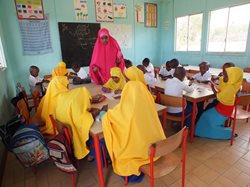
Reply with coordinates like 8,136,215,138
52,62,69,78
102,81,166,178
102,67,126,94
55,87,94,159
125,66,146,86
35,76,69,135
195,67,243,139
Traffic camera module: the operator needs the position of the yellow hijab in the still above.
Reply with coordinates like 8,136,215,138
103,67,126,90
102,81,166,176
52,62,69,78
36,76,69,134
217,67,243,105
125,66,146,86
55,87,94,159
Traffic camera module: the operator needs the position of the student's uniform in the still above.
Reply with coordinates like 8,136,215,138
195,67,243,139
144,62,155,78
29,75,43,94
192,71,211,81
164,77,194,127
159,66,175,77
103,67,126,91
144,73,157,87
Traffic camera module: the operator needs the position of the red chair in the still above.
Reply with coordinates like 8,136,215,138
139,127,188,187
159,93,191,129
49,115,76,187
230,95,250,145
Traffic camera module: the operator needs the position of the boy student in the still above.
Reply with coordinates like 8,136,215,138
159,58,180,80
164,67,194,127
124,59,133,69
71,64,91,84
29,66,47,95
190,61,211,83
142,58,155,78
137,65,157,87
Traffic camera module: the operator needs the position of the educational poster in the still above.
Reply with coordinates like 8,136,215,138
145,3,157,27
114,3,127,18
15,0,45,20
101,23,132,48
73,0,88,21
135,4,144,23
95,0,114,22
19,16,52,55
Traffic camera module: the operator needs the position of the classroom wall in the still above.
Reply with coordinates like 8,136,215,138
160,0,250,68
0,0,163,91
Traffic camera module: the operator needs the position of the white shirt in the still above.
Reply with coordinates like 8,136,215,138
29,75,43,93
144,63,155,78
144,74,157,87
77,67,88,79
159,66,175,77
164,77,194,113
192,71,211,81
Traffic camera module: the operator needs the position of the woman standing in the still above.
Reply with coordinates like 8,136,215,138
90,28,125,85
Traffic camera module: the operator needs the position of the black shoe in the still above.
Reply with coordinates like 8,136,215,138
234,133,238,138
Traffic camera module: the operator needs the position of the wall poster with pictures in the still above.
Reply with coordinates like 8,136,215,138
95,0,114,22
144,3,157,28
14,0,45,20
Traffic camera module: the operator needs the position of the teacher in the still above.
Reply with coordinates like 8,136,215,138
90,28,125,85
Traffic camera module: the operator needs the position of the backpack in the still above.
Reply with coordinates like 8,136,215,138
47,128,77,173
11,125,49,167
0,115,25,151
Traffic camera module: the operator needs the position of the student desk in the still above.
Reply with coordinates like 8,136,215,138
70,83,167,187
154,79,216,143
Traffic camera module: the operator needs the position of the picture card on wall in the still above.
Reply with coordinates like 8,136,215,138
145,3,157,27
14,0,45,20
95,0,114,22
135,4,144,23
114,3,127,18
73,0,88,20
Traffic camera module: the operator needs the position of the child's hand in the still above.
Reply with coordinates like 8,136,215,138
93,65,99,72
114,89,122,94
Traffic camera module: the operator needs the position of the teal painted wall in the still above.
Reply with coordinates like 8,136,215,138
0,0,163,91
160,0,250,68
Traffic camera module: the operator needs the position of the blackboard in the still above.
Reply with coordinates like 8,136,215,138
58,22,100,68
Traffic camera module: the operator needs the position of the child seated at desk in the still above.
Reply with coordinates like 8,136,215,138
164,67,194,127
137,65,157,87
159,58,180,80
29,65,48,96
102,67,126,94
124,59,133,69
71,64,91,84
142,57,155,78
190,61,211,83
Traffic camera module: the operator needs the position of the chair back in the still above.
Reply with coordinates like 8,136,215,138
31,89,41,110
237,94,250,106
150,127,188,157
243,68,250,73
159,93,184,107
44,74,52,80
16,99,30,123
241,80,250,93
188,69,199,74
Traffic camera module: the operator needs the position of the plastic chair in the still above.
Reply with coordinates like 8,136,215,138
139,127,188,187
31,89,41,111
16,98,31,124
159,93,191,129
16,83,35,109
230,95,250,145
49,115,76,187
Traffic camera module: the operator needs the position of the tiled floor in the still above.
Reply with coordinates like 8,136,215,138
2,120,250,187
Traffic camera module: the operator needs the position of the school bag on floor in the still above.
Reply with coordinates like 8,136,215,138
11,124,49,167
47,128,77,173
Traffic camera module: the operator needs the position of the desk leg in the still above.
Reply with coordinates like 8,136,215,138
93,135,105,187
190,100,197,143
162,109,167,130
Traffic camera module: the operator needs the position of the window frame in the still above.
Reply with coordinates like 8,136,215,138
206,3,250,54
174,12,203,53
0,35,7,70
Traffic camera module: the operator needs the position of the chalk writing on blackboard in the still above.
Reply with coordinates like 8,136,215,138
58,22,100,67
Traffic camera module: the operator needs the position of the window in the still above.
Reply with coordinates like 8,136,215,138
208,3,250,53
175,13,203,52
0,36,7,69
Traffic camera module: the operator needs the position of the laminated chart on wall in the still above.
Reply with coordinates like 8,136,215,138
101,23,132,48
114,3,127,18
14,0,45,20
19,16,52,55
145,3,157,27
135,4,144,23
73,0,88,21
95,0,114,22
